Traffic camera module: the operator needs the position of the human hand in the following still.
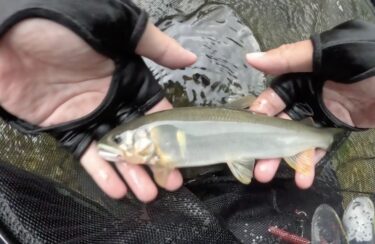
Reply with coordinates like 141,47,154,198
246,41,327,189
246,20,375,189
0,19,196,202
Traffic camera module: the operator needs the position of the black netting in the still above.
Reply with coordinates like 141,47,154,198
0,162,240,243
0,159,351,244
185,165,345,243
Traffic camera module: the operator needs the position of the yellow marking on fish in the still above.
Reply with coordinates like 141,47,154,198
176,130,187,159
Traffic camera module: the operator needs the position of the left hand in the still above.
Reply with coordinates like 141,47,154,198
0,19,197,202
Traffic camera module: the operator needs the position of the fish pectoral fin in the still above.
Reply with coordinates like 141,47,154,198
224,95,257,110
151,166,173,188
284,148,315,175
227,158,255,184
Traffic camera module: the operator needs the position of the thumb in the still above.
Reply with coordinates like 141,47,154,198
246,40,313,75
136,22,197,69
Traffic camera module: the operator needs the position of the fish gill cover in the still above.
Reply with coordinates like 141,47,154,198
0,0,374,243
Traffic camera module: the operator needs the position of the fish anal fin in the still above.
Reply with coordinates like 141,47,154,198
227,158,255,184
152,166,173,188
284,148,315,175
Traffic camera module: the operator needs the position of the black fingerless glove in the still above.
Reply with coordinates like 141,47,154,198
270,20,375,130
0,0,165,158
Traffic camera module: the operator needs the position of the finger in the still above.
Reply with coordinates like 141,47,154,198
314,149,327,164
136,22,197,69
254,159,282,183
115,163,158,203
150,167,184,191
295,165,315,189
294,149,326,189
250,88,286,116
246,40,313,75
253,112,291,183
81,143,127,199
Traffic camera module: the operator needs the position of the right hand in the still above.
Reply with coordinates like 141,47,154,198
248,41,375,129
245,20,375,189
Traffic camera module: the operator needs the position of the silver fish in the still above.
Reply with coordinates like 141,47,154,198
97,107,342,186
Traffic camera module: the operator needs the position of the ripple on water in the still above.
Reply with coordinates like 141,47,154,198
144,4,265,107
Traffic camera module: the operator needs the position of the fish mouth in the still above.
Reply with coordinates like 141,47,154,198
97,144,123,162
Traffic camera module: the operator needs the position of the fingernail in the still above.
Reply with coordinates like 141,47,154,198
246,52,266,60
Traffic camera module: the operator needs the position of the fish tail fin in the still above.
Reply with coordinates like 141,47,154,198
227,158,255,184
284,148,315,175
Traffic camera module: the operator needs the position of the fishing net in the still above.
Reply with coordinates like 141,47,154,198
0,0,374,243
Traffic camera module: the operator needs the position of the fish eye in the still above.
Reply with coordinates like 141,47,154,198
113,135,123,144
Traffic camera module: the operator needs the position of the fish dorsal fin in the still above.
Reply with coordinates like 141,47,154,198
299,117,317,127
227,158,255,184
152,166,173,188
284,148,315,175
224,95,257,110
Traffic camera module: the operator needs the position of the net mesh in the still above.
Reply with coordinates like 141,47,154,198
0,161,240,243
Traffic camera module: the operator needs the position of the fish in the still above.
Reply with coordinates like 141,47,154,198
97,107,343,186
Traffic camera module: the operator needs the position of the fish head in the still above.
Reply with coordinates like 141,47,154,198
98,128,157,165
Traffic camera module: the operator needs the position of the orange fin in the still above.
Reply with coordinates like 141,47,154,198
284,148,315,175
152,166,173,188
